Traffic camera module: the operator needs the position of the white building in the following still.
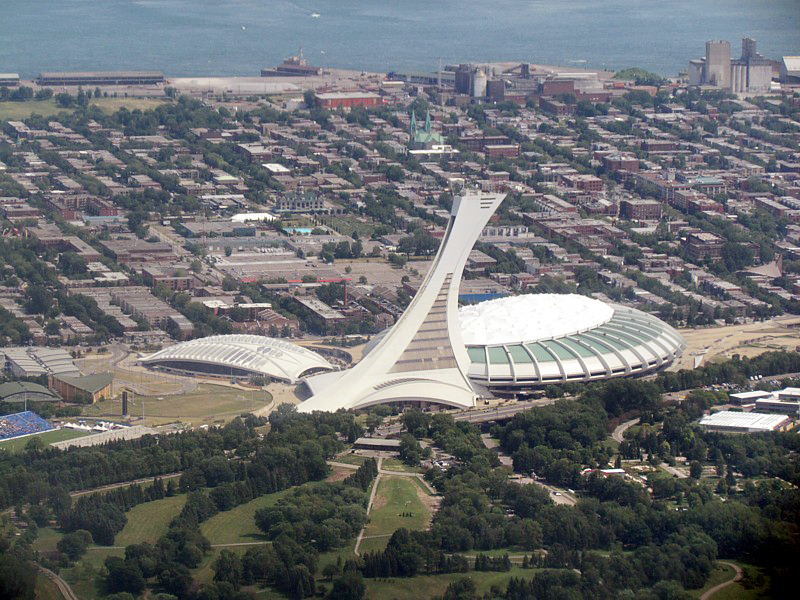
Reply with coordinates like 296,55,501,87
299,190,507,413
698,411,792,433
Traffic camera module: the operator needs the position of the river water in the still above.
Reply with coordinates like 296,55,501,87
1,0,798,78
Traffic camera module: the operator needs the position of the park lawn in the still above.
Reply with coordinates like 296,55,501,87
712,562,768,600
332,453,368,466
201,488,292,545
0,97,167,121
363,567,537,600
687,562,737,598
63,547,124,600
0,428,89,453
0,100,72,120
316,541,358,575
35,573,62,600
318,215,376,238
358,534,393,554
88,97,169,113
362,476,431,540
31,526,64,553
115,494,187,547
382,457,423,473
82,384,272,426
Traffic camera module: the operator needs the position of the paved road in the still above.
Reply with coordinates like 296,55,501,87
612,418,640,443
700,561,743,600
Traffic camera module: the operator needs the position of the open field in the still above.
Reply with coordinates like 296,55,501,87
35,573,63,600
673,316,800,371
201,488,292,545
0,428,89,453
63,547,124,600
81,383,271,426
0,97,168,120
115,494,187,547
333,453,368,466
363,567,537,600
317,215,378,238
361,476,432,552
382,457,423,473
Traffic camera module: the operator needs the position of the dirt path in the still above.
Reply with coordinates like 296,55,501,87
700,561,743,600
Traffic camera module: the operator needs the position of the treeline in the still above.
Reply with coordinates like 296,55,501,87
98,407,364,599
343,457,378,490
60,478,171,545
398,398,797,597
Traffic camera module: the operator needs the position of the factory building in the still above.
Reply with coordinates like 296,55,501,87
36,71,165,86
688,38,772,94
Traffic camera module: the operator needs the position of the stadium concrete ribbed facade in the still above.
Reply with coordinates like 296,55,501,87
140,335,334,384
460,294,686,393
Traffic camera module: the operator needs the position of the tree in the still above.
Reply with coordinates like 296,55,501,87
0,554,36,600
224,246,233,257
24,285,53,315
105,557,145,595
329,571,365,600
689,461,703,480
57,530,93,561
213,550,243,589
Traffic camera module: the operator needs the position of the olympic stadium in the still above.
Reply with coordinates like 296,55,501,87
357,293,686,396
459,294,686,392
140,335,334,384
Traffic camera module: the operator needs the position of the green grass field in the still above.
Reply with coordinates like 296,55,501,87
0,428,89,453
63,547,124,600
200,488,292,545
318,215,377,238
82,384,272,426
361,476,432,552
115,494,187,547
0,97,169,121
363,567,537,600
35,573,62,600
332,453,368,466
382,457,423,473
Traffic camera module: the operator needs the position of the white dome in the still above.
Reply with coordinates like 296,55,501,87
141,334,333,383
459,294,614,346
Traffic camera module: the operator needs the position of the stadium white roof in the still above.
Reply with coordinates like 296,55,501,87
699,411,791,432
460,294,614,346
461,295,686,389
141,335,334,383
359,294,686,391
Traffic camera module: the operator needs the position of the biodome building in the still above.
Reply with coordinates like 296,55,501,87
460,294,686,393
141,335,334,384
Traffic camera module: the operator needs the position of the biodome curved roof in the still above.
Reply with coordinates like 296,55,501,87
461,294,686,389
141,335,334,383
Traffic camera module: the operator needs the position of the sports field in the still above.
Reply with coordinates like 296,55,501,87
81,384,272,426
0,428,89,453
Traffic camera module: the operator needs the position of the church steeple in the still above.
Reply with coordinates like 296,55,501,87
424,109,431,133
410,109,417,136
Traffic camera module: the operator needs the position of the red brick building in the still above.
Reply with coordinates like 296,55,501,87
315,92,381,110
